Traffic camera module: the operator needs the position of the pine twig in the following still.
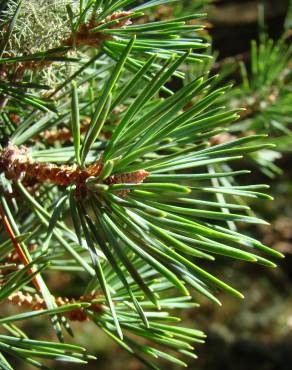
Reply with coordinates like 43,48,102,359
0,203,41,291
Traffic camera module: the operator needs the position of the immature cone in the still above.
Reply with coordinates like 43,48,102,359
105,170,150,196
209,133,235,146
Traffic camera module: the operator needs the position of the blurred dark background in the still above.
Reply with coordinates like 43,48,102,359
209,0,290,56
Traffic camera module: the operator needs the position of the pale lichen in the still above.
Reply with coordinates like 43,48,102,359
0,0,77,56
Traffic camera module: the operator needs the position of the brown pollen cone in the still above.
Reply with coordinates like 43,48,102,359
7,291,104,322
0,143,103,186
0,144,150,196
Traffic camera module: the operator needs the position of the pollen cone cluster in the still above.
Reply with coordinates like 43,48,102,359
0,143,102,185
8,291,104,321
0,143,149,193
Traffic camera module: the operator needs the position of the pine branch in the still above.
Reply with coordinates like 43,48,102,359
0,1,286,369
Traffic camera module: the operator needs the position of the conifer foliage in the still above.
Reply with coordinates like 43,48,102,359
0,1,285,369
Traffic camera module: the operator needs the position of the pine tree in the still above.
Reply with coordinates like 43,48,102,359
0,1,287,369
